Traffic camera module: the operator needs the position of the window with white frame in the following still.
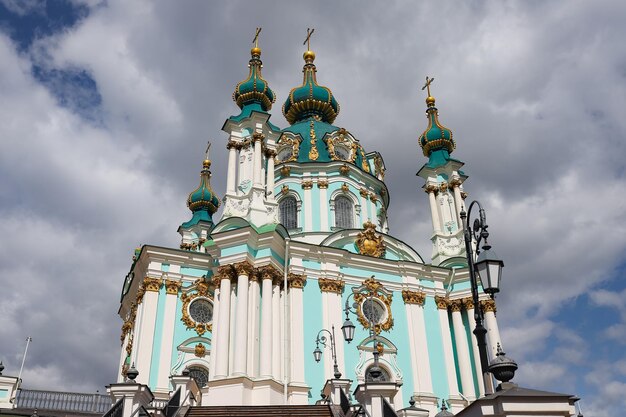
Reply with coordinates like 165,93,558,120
334,195,354,228
279,196,298,229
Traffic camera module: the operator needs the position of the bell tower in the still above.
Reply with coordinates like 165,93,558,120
416,78,468,266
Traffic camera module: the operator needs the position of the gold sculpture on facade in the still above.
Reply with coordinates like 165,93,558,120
355,221,386,258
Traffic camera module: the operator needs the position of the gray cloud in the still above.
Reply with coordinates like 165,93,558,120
1,0,625,412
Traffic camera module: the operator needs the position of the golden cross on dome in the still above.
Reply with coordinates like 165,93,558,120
252,27,262,47
422,76,435,97
205,141,212,160
303,28,315,49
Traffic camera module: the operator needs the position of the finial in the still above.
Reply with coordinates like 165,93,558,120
251,27,262,56
203,141,212,169
488,343,518,384
409,396,416,408
422,76,436,106
126,363,139,382
303,28,316,62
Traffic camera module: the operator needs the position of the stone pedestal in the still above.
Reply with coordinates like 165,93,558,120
107,383,154,417
0,375,19,409
353,382,402,417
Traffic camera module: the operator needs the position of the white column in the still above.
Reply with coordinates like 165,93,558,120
157,279,181,389
135,277,162,385
319,279,345,379
403,292,433,398
233,262,252,375
266,151,276,200
272,282,282,379
303,178,313,232
228,283,237,375
209,287,220,379
426,186,441,233
259,268,274,377
288,274,306,384
452,183,464,229
226,141,238,195
214,268,233,378
435,296,461,399
450,300,476,400
253,133,263,187
463,298,485,397
482,300,501,359
319,181,329,230
359,189,369,223
247,274,261,377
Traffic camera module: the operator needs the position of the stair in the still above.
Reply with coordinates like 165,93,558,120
185,405,335,417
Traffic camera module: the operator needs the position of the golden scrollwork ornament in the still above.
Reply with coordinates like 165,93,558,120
352,276,393,334
355,221,386,258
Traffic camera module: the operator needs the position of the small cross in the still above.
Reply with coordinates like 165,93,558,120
252,27,262,47
303,28,315,49
422,76,435,97
205,141,212,160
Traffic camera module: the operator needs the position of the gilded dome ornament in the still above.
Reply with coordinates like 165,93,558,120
418,76,455,157
355,221,386,258
186,145,220,221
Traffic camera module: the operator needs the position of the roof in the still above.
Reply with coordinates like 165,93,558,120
185,405,335,417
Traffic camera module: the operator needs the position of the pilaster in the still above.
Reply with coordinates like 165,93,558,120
434,296,462,401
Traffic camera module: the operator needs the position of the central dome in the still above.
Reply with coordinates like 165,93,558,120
282,50,340,125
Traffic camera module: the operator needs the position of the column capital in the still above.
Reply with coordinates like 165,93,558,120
462,297,475,310
264,149,277,158
213,265,236,287
164,279,182,295
287,273,307,289
259,264,281,282
301,179,313,190
402,289,426,305
143,277,163,292
424,184,438,194
317,179,329,189
448,299,463,313
480,299,497,313
318,277,344,294
252,132,265,142
226,140,241,150
234,260,254,276
449,178,463,187
434,295,449,310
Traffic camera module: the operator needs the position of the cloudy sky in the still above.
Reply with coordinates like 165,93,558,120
0,0,624,415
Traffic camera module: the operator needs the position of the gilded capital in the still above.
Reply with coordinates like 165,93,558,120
434,295,449,310
226,140,240,150
402,290,426,306
252,132,265,142
359,188,369,198
481,299,497,313
449,299,463,313
287,273,306,289
165,279,182,295
301,180,313,190
213,265,235,287
234,261,254,276
424,184,438,194
462,297,475,310
136,285,146,305
317,179,329,189
259,264,280,281
318,278,345,294
280,166,291,177
143,277,163,292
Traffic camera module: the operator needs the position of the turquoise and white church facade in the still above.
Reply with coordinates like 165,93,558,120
115,42,503,415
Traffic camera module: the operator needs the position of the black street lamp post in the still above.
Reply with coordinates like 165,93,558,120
341,293,383,380
313,325,342,379
460,200,504,395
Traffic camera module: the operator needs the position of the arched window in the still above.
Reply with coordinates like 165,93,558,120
365,365,390,382
279,196,298,229
335,196,354,228
187,366,209,388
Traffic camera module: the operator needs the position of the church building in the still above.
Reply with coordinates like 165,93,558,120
115,35,504,416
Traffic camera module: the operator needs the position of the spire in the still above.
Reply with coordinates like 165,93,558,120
232,28,276,112
418,76,455,158
283,28,340,125
184,146,220,227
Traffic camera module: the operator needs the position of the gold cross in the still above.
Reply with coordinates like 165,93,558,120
252,28,262,47
303,28,315,49
422,76,435,97
205,141,212,160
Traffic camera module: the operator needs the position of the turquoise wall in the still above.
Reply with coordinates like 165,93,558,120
423,297,450,399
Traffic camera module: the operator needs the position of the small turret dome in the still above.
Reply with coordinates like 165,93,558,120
187,159,220,215
282,50,339,125
419,95,455,157
233,47,276,112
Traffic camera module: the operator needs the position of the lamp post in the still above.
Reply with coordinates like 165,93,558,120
313,325,342,379
459,200,504,395
341,292,383,380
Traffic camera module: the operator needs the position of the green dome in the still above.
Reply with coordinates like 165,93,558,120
233,47,276,112
418,96,455,157
187,160,220,216
282,50,340,125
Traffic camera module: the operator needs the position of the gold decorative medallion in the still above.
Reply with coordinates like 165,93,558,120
355,221,386,258
280,166,291,177
181,276,215,335
339,165,350,175
353,277,393,334
341,183,350,192
281,185,290,195
276,134,300,164
194,343,206,358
